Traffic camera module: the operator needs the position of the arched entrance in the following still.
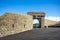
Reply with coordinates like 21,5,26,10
27,12,45,28
33,19,40,28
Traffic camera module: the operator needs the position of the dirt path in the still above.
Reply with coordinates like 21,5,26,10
0,28,60,40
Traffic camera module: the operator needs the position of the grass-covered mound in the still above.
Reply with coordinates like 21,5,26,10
48,22,60,28
33,22,60,28
33,23,40,28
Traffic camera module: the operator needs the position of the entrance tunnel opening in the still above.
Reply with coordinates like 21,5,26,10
33,19,41,28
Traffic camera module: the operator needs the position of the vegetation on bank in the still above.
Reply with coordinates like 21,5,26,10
33,23,39,26
33,22,60,28
49,22,60,28
33,23,39,28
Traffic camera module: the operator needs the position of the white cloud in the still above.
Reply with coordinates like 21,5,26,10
45,16,60,21
33,19,39,24
33,16,60,24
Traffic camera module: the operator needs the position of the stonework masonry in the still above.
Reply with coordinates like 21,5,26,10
27,12,45,28
0,12,33,37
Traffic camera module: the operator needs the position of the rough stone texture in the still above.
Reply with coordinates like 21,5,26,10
27,12,45,28
45,19,58,27
0,12,33,37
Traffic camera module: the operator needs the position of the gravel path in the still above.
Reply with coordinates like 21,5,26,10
0,28,60,40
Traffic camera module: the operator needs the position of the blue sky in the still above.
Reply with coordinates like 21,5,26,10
0,0,60,16
0,0,60,23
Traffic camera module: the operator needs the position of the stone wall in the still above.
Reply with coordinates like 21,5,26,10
0,12,33,37
45,19,58,27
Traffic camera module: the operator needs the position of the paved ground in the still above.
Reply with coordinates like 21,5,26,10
0,28,60,40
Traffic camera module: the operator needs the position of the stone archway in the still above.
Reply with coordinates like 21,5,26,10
27,12,45,28
33,19,40,28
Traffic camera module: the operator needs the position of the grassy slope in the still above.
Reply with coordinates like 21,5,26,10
33,22,60,28
49,22,60,28
33,23,39,28
33,23,39,26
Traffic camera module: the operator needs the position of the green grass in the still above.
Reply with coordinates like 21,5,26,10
33,23,39,28
33,23,39,26
49,22,60,28
33,22,60,28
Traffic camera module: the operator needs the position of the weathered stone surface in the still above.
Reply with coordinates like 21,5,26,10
45,19,58,27
27,12,45,28
0,12,33,37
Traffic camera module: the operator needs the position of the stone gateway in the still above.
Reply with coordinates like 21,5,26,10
0,12,45,37
27,12,45,28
